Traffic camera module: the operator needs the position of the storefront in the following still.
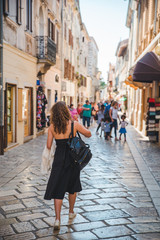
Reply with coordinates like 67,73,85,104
3,42,37,150
4,84,17,147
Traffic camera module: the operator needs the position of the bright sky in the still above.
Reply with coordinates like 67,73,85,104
79,0,129,80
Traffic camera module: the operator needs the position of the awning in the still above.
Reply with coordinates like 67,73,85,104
125,75,151,89
133,52,160,83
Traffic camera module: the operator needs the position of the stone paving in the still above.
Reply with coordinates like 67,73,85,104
0,125,160,239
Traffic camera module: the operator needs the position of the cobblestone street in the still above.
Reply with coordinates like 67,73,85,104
0,125,160,240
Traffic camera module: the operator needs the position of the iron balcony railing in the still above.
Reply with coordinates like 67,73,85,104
36,36,56,64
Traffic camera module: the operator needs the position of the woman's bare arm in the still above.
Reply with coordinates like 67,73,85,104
75,121,91,137
47,126,54,149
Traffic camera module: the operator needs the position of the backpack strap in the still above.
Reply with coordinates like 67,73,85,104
71,121,74,138
70,121,82,140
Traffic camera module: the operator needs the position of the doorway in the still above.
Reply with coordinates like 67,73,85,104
23,88,32,138
5,84,16,145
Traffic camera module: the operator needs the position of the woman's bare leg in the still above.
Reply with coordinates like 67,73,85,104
54,199,63,220
69,193,77,213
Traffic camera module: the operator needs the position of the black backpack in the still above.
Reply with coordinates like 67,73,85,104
67,122,92,170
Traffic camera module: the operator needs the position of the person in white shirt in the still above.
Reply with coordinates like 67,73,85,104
119,114,128,141
109,101,120,141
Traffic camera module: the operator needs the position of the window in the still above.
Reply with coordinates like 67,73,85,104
64,0,66,7
26,0,32,31
48,19,55,42
55,75,59,83
56,30,59,53
85,57,87,67
17,0,22,24
48,18,50,37
82,37,84,42
51,22,55,41
4,0,9,15
4,0,21,24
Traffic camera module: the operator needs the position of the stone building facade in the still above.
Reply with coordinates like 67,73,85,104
2,0,99,151
126,0,160,139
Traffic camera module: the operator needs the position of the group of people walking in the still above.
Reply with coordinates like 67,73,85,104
96,100,128,141
68,99,128,142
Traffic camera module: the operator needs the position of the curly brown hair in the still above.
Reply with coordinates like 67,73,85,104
50,101,71,134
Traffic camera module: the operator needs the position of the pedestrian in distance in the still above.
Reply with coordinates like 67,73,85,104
69,104,78,121
82,100,92,129
44,101,91,230
109,101,120,141
119,114,128,141
104,117,112,140
96,104,105,135
100,118,105,137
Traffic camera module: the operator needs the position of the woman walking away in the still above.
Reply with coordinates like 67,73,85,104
96,104,105,135
44,101,91,230
109,101,120,141
119,114,128,141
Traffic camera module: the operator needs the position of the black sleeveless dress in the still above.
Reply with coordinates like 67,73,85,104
44,138,82,200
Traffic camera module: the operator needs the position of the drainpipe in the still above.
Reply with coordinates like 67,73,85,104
154,0,158,35
0,0,4,155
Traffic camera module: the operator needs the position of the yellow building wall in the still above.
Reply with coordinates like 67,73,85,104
3,43,37,145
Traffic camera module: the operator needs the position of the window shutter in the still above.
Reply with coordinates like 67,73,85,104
17,0,22,24
56,30,59,53
52,23,55,42
72,66,74,81
4,0,9,15
48,18,50,37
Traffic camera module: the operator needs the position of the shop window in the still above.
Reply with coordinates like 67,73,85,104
26,0,32,31
37,86,48,130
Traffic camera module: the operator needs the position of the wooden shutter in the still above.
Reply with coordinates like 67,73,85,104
17,0,22,24
64,59,66,78
56,30,59,53
4,0,9,15
72,66,74,81
48,18,50,37
52,23,55,42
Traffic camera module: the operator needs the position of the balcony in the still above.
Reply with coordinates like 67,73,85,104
36,36,56,65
